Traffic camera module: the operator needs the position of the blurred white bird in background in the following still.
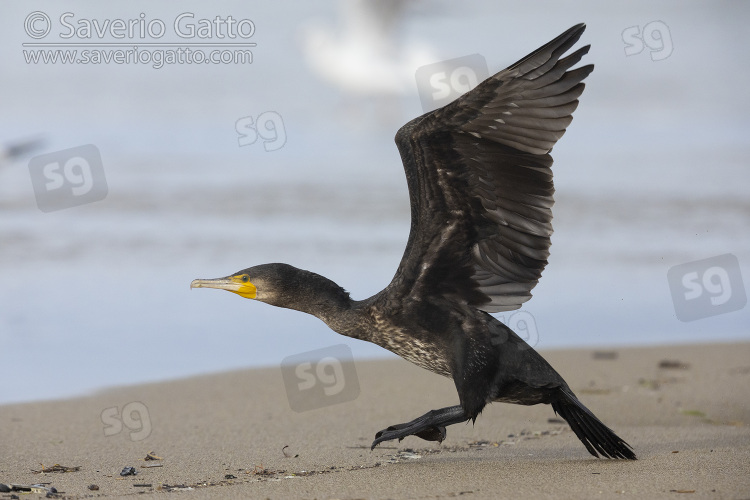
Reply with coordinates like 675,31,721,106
300,0,436,123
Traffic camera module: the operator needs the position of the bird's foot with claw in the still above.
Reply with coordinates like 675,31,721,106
371,423,446,450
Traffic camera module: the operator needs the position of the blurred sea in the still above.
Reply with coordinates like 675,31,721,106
1,1,748,404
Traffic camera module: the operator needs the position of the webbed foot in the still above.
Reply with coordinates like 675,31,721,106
370,405,468,450
371,423,446,449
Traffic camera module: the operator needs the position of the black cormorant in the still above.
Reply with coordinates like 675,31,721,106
192,24,636,460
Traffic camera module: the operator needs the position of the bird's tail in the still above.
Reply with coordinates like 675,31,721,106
551,389,636,459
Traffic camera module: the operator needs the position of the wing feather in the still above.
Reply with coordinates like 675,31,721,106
387,24,593,313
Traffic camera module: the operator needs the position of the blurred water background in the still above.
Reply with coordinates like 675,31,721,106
1,1,748,404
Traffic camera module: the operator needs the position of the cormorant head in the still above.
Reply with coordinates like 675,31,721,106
191,263,350,315
190,263,295,304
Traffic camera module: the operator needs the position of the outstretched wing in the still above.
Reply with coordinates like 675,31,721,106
389,24,593,312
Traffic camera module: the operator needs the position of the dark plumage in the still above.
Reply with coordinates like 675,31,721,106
192,24,636,460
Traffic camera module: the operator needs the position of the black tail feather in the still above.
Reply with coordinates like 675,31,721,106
551,392,636,460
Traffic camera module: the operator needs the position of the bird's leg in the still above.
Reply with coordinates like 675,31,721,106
370,405,469,450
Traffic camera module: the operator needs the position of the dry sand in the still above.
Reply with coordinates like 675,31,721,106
1,342,749,499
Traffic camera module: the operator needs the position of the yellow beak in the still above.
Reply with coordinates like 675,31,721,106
190,275,257,299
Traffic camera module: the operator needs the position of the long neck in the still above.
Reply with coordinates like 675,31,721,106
274,269,366,338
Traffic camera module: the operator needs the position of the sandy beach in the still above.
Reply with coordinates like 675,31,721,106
1,342,749,499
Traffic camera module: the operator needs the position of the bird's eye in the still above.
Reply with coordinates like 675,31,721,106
241,275,249,282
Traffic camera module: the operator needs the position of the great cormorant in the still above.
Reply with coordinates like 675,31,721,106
192,24,636,460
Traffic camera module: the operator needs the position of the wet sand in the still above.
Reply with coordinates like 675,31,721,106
1,342,749,499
